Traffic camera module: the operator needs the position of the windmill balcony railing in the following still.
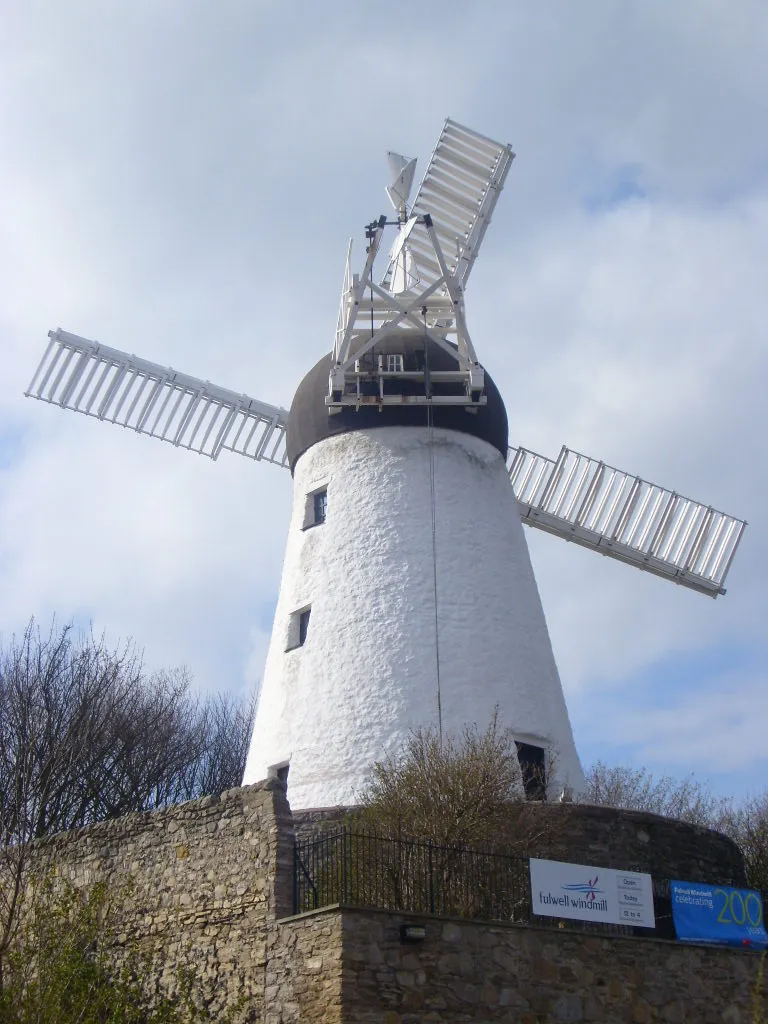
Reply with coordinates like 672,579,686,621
293,828,767,945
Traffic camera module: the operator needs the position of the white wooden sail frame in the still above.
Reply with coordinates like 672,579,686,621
23,118,746,598
27,330,290,467
508,445,746,596
328,119,515,411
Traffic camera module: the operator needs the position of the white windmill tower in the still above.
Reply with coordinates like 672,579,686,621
26,120,746,811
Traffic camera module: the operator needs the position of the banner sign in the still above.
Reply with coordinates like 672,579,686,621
671,881,768,948
530,858,655,928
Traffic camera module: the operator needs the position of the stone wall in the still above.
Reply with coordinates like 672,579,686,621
267,912,344,1023
523,803,746,886
24,788,760,1022
274,907,766,1024
32,780,293,1020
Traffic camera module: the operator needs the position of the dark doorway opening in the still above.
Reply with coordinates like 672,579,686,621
515,742,546,801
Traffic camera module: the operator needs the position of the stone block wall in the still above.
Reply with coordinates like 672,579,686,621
267,912,344,1022
274,906,766,1023
293,802,746,887
24,788,762,1022
523,804,746,885
32,780,293,1020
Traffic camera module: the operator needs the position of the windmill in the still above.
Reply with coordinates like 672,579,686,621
26,119,746,811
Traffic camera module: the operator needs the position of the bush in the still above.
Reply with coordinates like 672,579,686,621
0,875,173,1023
0,872,248,1024
582,761,731,828
357,712,526,848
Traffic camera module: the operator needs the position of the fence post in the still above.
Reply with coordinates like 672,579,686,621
292,839,298,914
341,827,348,905
428,840,435,915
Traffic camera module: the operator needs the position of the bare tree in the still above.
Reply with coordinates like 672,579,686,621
185,691,259,799
0,617,256,843
721,793,768,892
582,761,731,828
0,616,256,995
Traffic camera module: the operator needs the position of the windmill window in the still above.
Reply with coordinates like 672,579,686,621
313,489,327,524
299,608,311,645
302,485,329,529
268,761,290,786
386,353,404,373
515,742,547,801
286,606,311,651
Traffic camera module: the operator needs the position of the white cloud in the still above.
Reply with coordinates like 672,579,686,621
577,667,768,781
485,195,767,699
1,1,767,794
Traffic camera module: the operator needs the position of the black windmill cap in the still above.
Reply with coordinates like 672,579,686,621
286,336,509,473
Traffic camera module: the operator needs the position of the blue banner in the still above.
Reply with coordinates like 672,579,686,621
671,881,768,948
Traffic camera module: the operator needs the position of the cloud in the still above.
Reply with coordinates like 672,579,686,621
482,194,767,701
574,659,768,792
1,1,767,796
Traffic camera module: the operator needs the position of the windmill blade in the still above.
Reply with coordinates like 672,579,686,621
508,445,746,598
381,118,515,294
27,329,291,468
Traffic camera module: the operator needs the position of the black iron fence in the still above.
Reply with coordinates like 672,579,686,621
293,828,766,941
294,828,530,922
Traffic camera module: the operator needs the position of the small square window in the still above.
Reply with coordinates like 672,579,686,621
286,606,311,651
298,608,311,646
303,485,328,530
268,761,290,785
313,489,327,524
386,353,404,373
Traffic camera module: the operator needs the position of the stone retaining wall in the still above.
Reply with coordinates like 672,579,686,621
274,906,766,1023
267,911,344,1022
526,803,746,885
24,788,759,1022
32,780,293,1020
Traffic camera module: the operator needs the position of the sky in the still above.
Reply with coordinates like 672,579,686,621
1,1,766,800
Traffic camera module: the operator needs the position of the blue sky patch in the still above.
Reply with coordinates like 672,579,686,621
583,163,648,211
0,426,26,470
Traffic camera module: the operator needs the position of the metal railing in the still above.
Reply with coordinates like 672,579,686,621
294,829,530,923
293,829,763,942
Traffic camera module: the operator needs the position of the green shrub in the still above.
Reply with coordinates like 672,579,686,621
0,874,233,1024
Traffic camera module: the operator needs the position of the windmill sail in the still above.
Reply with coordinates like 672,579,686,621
25,334,746,595
381,119,515,295
331,120,514,409
27,329,290,467
508,445,746,597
